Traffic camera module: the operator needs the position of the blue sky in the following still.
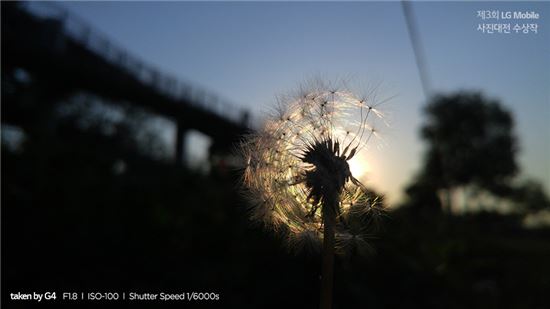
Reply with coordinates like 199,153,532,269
28,1,549,204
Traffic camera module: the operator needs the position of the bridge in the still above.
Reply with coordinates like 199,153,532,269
2,2,252,165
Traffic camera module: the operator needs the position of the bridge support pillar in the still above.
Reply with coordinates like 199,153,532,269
175,121,187,166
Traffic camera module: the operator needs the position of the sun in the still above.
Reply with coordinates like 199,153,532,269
348,154,370,181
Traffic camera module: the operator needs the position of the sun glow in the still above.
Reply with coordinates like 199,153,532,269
348,154,370,182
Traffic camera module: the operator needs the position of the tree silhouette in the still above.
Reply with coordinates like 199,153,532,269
419,91,518,212
511,180,550,212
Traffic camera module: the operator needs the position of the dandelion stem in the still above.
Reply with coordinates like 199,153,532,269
320,194,337,309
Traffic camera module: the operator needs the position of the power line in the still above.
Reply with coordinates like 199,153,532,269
402,1,432,99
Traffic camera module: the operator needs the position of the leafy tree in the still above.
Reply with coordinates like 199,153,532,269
511,180,550,212
419,91,518,212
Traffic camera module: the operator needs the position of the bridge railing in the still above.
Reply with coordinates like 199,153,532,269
21,2,253,129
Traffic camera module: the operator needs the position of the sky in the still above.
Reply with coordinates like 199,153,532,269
27,1,549,205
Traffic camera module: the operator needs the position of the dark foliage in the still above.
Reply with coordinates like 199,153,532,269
421,92,518,194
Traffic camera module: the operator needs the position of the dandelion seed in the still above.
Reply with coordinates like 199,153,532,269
240,81,386,252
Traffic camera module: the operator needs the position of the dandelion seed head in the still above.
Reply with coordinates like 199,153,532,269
240,81,387,253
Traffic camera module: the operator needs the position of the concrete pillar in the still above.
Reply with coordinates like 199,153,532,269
175,121,186,166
